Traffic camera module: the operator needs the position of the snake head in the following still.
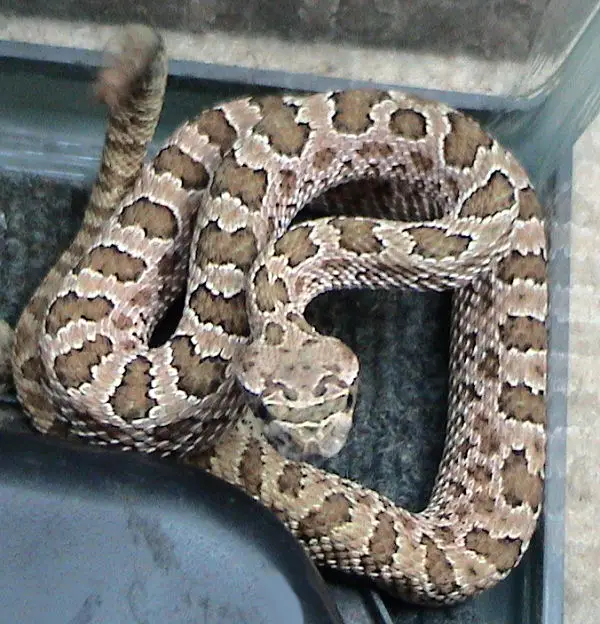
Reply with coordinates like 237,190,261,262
233,330,359,462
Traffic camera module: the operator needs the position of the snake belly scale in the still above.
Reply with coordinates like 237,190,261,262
9,26,547,605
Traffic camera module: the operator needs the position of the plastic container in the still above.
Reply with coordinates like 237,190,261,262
0,7,584,620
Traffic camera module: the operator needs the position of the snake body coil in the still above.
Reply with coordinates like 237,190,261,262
11,26,547,604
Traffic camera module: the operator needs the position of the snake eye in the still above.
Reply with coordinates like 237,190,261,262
256,402,273,423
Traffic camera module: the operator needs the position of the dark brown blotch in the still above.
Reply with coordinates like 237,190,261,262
264,379,299,402
298,492,352,535
54,335,112,388
112,311,135,330
468,463,493,486
153,416,201,443
422,535,458,594
332,218,383,255
389,109,427,139
464,528,523,573
157,250,183,278
130,287,154,308
356,141,394,160
85,245,146,282
475,419,502,457
192,108,237,155
118,198,179,239
444,111,493,169
444,480,468,501
274,225,318,267
170,336,227,398
471,485,498,514
518,187,544,220
313,147,337,171
238,438,264,496
181,444,215,471
20,355,44,387
24,291,51,323
264,322,285,346
313,374,348,398
154,145,210,190
409,150,435,175
253,266,290,312
478,349,500,379
499,383,546,425
500,315,547,351
501,449,543,509
432,525,456,544
464,281,495,314
368,511,397,567
210,154,267,212
46,293,113,335
45,418,71,438
332,90,388,134
460,171,515,218
454,440,470,464
277,463,304,497
109,356,157,421
279,169,298,196
189,286,249,337
408,226,471,259
497,251,547,285
454,380,482,404
458,331,478,356
253,96,310,157
196,221,258,272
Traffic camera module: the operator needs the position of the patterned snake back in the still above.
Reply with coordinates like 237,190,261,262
10,26,547,604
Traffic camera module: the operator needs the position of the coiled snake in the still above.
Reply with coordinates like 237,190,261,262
7,26,547,605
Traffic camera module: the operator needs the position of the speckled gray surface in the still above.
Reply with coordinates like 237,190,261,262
0,0,550,59
0,173,85,327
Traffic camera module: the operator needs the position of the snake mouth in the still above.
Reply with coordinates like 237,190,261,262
261,411,353,461
251,380,359,461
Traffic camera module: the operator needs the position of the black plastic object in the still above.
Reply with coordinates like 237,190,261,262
0,429,343,624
